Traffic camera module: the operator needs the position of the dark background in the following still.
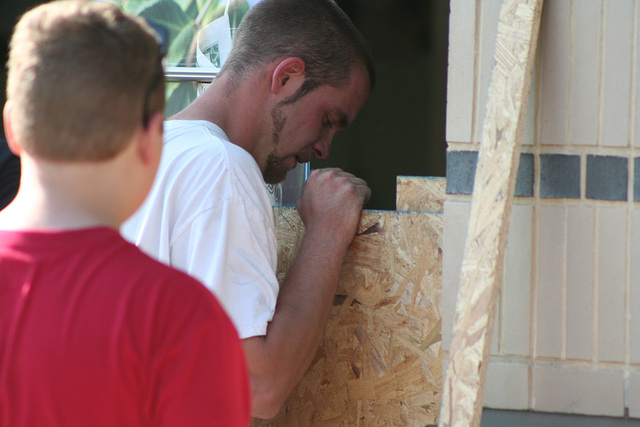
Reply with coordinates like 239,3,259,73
321,0,449,210
1,0,51,140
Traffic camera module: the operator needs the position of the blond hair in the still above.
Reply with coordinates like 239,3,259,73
6,1,164,161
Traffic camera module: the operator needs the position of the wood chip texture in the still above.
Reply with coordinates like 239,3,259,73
254,208,444,426
396,176,447,213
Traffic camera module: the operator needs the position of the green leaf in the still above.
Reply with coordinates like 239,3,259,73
195,0,218,13
122,0,161,15
197,1,250,32
165,82,197,117
167,24,195,66
197,4,225,28
170,0,193,11
164,82,179,100
138,0,192,46
185,0,200,19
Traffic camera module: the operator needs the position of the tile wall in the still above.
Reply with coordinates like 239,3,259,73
445,0,640,418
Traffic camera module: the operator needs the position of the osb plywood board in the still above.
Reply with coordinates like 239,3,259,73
255,208,444,426
396,176,447,213
440,1,543,425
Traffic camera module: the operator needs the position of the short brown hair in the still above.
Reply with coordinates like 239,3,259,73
220,0,375,97
5,1,164,161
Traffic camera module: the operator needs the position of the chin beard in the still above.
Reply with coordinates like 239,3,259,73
263,152,289,184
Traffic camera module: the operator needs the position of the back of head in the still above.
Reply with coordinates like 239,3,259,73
220,0,375,95
5,1,165,161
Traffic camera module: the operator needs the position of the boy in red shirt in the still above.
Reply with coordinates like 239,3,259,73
0,2,250,425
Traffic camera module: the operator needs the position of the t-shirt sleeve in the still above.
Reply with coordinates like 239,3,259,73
170,198,279,339
149,278,251,426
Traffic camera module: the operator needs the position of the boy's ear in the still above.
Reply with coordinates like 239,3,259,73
270,57,306,96
3,101,22,156
137,111,164,166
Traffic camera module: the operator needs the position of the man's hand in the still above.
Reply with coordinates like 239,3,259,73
296,168,370,246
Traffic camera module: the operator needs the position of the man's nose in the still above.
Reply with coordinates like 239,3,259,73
312,136,332,160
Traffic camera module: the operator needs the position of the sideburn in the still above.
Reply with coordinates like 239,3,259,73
271,104,287,145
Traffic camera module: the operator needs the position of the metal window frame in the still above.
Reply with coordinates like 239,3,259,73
164,67,217,83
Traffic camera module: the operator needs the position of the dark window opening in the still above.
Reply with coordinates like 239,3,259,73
311,0,450,210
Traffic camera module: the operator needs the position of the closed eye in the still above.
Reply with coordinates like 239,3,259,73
323,109,349,131
323,115,335,129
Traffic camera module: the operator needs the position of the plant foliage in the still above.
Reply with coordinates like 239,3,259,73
111,0,251,114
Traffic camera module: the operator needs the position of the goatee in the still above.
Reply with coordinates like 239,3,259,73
263,152,289,184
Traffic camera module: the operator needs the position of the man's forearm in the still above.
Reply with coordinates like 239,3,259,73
243,227,352,419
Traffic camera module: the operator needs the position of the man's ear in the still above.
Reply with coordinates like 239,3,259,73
137,111,164,166
270,57,306,95
3,101,22,156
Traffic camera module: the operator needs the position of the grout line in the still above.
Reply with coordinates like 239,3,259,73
567,0,574,147
629,0,638,153
597,0,606,148
625,203,632,411
529,215,537,410
561,206,568,360
593,206,600,363
472,0,483,146
498,255,505,355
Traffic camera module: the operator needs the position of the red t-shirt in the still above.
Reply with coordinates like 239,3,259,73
0,227,250,426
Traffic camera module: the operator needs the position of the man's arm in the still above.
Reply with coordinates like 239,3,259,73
243,168,370,419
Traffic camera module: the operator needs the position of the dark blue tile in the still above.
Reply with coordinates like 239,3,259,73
447,151,535,196
540,154,580,199
515,153,534,197
586,155,627,201
446,150,477,195
635,158,640,202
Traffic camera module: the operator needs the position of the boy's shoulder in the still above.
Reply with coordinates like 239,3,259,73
0,227,214,305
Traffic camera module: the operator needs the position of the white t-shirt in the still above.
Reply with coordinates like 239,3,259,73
121,120,278,338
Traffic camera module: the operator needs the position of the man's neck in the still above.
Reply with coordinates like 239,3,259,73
170,72,270,156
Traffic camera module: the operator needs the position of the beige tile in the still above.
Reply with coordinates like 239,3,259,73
569,0,601,147
535,206,565,358
483,360,530,410
628,370,640,418
503,204,533,356
446,0,476,144
475,0,501,144
442,198,501,355
635,4,640,148
533,364,624,417
522,74,536,147
491,295,501,356
597,208,626,363
442,200,471,350
602,0,633,148
539,0,571,146
443,197,500,356
630,210,640,363
565,206,594,360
